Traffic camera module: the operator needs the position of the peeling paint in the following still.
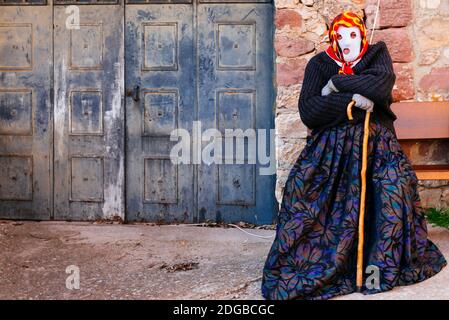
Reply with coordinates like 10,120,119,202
54,57,67,160
102,62,125,219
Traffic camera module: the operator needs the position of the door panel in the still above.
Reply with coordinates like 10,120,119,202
53,3,125,220
125,4,195,222
0,2,53,219
197,3,276,224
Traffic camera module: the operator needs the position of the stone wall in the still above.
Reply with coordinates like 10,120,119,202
273,0,449,207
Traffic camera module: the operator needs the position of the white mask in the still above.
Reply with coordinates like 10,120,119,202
336,26,362,62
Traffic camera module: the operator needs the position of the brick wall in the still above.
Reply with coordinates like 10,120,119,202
273,0,449,207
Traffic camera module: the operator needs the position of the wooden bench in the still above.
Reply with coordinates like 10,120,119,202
391,101,449,180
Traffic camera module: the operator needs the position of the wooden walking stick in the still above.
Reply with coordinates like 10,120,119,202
347,0,380,293
347,101,372,292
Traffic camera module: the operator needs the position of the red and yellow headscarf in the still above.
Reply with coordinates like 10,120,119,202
325,11,369,75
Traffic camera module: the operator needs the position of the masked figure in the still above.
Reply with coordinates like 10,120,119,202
261,11,447,300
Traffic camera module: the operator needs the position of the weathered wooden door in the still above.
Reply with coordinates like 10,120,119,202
125,1,276,224
0,1,53,219
125,2,195,222
53,1,125,220
197,2,276,225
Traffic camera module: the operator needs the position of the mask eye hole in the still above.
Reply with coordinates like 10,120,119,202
350,32,357,39
336,33,342,40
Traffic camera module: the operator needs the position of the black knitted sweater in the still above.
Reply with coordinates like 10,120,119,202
298,41,398,137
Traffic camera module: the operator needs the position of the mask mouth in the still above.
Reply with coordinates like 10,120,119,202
343,48,350,55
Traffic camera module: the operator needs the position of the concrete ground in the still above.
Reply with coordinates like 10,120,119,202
0,220,448,300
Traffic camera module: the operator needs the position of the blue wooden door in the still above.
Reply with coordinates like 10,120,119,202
197,2,276,225
125,1,276,224
125,2,196,222
0,1,53,219
53,1,125,220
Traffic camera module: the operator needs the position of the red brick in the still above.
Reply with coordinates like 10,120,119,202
275,34,315,58
276,57,308,86
419,67,449,92
366,0,412,28
275,9,302,30
371,28,413,63
392,63,414,102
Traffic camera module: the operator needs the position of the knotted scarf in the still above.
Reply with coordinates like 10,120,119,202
325,11,369,75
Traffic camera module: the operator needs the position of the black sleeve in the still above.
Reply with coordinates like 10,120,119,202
330,41,396,105
298,56,356,130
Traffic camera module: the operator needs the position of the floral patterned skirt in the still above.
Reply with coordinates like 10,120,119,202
261,119,447,300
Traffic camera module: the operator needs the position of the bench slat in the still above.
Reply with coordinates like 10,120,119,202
415,171,449,180
391,101,449,140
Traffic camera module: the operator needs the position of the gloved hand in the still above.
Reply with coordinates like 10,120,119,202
352,93,374,112
321,79,339,96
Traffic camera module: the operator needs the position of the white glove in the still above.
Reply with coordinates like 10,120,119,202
321,79,339,96
352,93,374,112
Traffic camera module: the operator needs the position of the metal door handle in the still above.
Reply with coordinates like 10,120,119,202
126,85,140,102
